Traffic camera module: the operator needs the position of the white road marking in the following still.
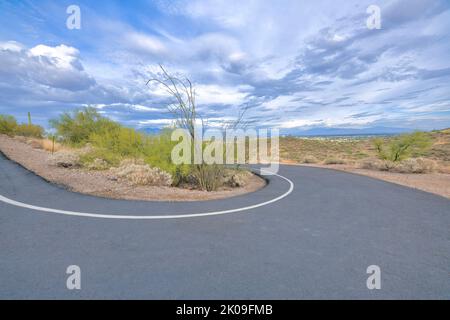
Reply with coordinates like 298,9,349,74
0,170,294,220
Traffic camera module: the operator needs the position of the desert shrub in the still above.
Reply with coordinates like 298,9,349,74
359,158,383,170
359,157,436,173
301,155,318,164
49,150,81,168
324,157,346,165
373,132,432,162
0,114,17,136
15,123,44,138
50,107,118,145
359,158,396,171
142,129,186,178
86,158,110,170
222,169,252,187
392,158,436,173
110,160,173,186
84,126,187,179
189,164,223,191
117,158,146,166
79,147,121,168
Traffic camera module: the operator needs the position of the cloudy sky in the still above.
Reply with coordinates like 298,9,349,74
0,0,449,133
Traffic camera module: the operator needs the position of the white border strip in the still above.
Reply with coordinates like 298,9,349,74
0,171,294,220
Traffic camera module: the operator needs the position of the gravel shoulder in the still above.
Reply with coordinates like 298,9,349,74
281,160,450,199
0,135,266,201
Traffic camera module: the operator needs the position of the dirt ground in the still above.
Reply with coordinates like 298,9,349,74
0,135,266,202
281,160,450,199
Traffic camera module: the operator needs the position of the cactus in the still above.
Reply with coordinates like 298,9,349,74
27,112,32,125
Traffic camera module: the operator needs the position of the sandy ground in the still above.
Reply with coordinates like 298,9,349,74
281,159,450,199
0,135,266,201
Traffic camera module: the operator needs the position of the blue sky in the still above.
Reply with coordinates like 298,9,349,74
0,0,449,133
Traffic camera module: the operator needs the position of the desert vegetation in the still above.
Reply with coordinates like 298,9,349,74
48,107,184,179
0,113,44,138
280,130,450,174
0,105,254,192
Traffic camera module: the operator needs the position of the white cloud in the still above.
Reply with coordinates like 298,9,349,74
139,119,174,125
195,84,253,105
0,41,24,52
126,32,167,55
0,42,95,92
28,44,81,69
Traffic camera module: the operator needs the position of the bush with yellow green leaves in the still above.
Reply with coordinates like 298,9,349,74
372,132,432,162
0,115,18,136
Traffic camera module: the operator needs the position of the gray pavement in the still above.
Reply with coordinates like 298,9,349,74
0,152,449,299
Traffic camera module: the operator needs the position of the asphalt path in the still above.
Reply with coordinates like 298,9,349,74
0,152,449,299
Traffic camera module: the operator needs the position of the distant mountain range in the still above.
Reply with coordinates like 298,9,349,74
139,126,423,137
280,126,415,137
139,127,162,135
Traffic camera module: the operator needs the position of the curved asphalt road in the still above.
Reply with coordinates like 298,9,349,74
0,152,449,299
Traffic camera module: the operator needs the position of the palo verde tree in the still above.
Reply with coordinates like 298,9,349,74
373,131,432,162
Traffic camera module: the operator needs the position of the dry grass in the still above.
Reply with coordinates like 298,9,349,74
14,136,65,153
40,138,63,152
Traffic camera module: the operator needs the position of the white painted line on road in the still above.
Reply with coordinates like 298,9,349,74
0,170,294,220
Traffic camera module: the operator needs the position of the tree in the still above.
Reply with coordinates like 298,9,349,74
50,107,116,145
0,114,18,136
373,132,432,162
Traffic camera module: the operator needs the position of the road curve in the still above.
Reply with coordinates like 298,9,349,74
0,152,449,299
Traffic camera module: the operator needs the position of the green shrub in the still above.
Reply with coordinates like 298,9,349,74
75,123,188,184
0,114,18,136
15,123,44,138
89,124,145,158
50,107,237,190
373,132,432,162
142,130,185,177
50,107,117,145
79,147,121,167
